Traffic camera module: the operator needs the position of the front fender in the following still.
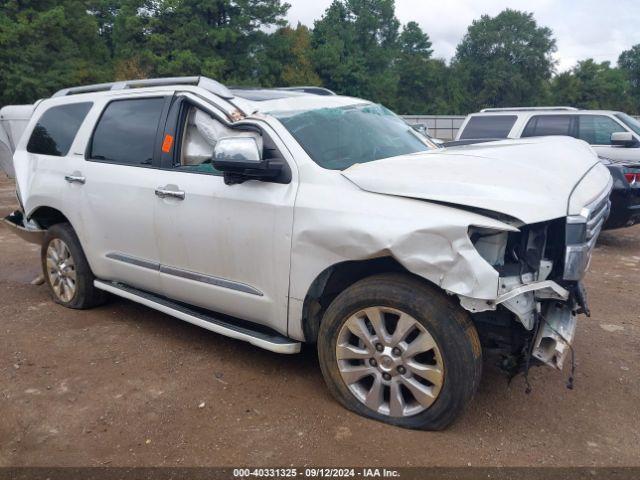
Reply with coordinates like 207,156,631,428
289,182,516,305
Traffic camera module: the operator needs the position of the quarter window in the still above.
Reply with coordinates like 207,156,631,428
459,116,517,140
577,115,626,145
522,115,573,137
27,103,92,156
89,98,165,165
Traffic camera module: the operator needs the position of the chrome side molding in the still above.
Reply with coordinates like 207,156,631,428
159,265,263,296
106,252,159,271
106,252,263,296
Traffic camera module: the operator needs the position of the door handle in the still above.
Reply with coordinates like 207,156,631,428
64,174,86,184
155,187,185,200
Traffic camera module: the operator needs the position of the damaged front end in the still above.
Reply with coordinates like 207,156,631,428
459,183,611,373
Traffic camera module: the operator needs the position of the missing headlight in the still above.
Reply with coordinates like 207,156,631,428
470,221,561,277
468,227,509,268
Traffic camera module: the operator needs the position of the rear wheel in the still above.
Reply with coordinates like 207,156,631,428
318,273,482,430
41,223,107,309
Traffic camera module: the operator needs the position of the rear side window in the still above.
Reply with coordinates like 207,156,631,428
89,98,165,165
27,103,92,156
459,115,517,139
577,115,626,145
522,115,574,137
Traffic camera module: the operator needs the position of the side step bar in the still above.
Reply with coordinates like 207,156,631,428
94,280,301,354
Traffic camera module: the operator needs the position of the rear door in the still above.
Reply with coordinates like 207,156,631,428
520,114,577,139
14,100,93,249
71,94,171,295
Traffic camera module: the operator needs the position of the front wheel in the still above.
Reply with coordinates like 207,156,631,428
318,273,482,430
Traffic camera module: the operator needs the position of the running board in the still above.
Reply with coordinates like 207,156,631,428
94,280,301,354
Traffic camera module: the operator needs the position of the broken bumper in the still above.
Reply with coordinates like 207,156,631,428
459,278,580,370
532,301,577,370
2,210,45,244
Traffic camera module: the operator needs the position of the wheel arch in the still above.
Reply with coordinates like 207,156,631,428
28,205,71,229
29,205,98,274
300,256,441,343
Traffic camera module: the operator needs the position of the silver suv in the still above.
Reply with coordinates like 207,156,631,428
456,106,640,163
2,77,611,430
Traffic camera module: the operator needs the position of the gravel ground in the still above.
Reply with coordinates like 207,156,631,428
0,173,638,467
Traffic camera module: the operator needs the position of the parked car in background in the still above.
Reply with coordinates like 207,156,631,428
455,107,640,228
2,78,611,430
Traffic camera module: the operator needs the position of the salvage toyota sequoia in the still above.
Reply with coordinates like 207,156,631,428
3,77,612,430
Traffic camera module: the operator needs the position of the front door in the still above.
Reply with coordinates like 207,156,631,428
152,97,297,335
576,115,640,162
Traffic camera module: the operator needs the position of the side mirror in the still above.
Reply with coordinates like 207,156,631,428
611,131,638,148
213,136,262,168
212,137,283,185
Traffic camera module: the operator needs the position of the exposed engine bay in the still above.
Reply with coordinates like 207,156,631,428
462,217,597,376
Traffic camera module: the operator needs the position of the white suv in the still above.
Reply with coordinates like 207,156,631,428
456,106,640,162
3,77,612,430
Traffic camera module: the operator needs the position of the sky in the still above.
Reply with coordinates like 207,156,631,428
286,0,640,72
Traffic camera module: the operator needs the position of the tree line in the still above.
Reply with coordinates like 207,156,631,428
1,0,639,114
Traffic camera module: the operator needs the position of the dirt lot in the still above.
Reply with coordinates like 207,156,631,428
0,173,638,468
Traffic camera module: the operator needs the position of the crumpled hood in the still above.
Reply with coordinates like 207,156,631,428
342,137,603,224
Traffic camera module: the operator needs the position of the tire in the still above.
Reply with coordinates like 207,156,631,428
41,223,107,309
318,273,482,430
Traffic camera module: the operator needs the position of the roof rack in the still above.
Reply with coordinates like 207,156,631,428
52,76,234,100
480,106,578,113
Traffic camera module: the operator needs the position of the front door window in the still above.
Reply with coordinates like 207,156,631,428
175,106,262,174
577,115,626,145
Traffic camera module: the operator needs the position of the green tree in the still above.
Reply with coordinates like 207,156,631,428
452,9,556,111
551,59,632,111
110,0,159,79
549,70,580,106
393,21,431,113
393,21,453,114
311,0,400,104
257,24,321,87
619,44,640,112
148,0,290,83
87,0,124,56
0,0,112,104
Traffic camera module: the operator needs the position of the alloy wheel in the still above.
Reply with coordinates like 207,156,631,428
336,306,444,417
46,238,77,303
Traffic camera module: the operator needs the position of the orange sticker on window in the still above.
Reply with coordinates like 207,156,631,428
162,134,174,153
